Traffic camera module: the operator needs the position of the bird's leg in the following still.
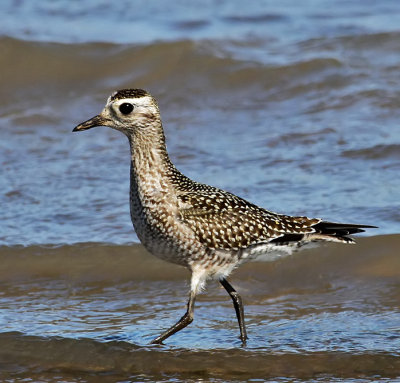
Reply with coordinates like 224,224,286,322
150,290,196,344
220,278,248,345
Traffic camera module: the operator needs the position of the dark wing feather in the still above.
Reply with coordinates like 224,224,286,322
178,190,319,250
176,179,376,249
270,221,377,244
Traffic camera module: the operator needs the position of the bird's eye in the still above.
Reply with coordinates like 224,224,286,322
119,103,134,115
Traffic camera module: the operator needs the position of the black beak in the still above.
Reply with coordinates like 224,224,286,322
73,115,107,132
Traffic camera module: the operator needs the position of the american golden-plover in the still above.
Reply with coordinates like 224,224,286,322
73,89,375,345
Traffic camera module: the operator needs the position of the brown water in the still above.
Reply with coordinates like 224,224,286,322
1,0,400,381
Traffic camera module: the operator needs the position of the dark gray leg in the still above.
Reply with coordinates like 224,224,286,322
151,291,196,344
220,278,248,344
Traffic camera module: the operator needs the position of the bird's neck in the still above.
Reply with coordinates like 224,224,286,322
127,126,180,196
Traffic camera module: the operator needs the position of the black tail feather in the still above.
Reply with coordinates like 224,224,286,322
312,221,377,236
269,221,377,245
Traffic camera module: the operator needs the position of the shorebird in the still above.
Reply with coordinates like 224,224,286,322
73,89,375,345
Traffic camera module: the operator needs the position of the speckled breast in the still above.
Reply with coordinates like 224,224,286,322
128,183,205,268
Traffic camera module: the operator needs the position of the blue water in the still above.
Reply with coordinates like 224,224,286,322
3,1,400,45
0,2,400,381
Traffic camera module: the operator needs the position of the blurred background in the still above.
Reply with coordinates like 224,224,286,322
1,0,399,245
0,1,399,382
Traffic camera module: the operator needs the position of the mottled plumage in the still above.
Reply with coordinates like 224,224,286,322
73,88,375,345
110,88,149,101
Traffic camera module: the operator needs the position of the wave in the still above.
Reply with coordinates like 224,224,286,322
3,31,400,110
0,36,351,103
342,144,400,161
0,331,399,380
1,235,398,283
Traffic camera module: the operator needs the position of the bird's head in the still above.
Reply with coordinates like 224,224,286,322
73,89,161,136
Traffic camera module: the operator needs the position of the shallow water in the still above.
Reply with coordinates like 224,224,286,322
1,0,400,381
0,236,400,382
